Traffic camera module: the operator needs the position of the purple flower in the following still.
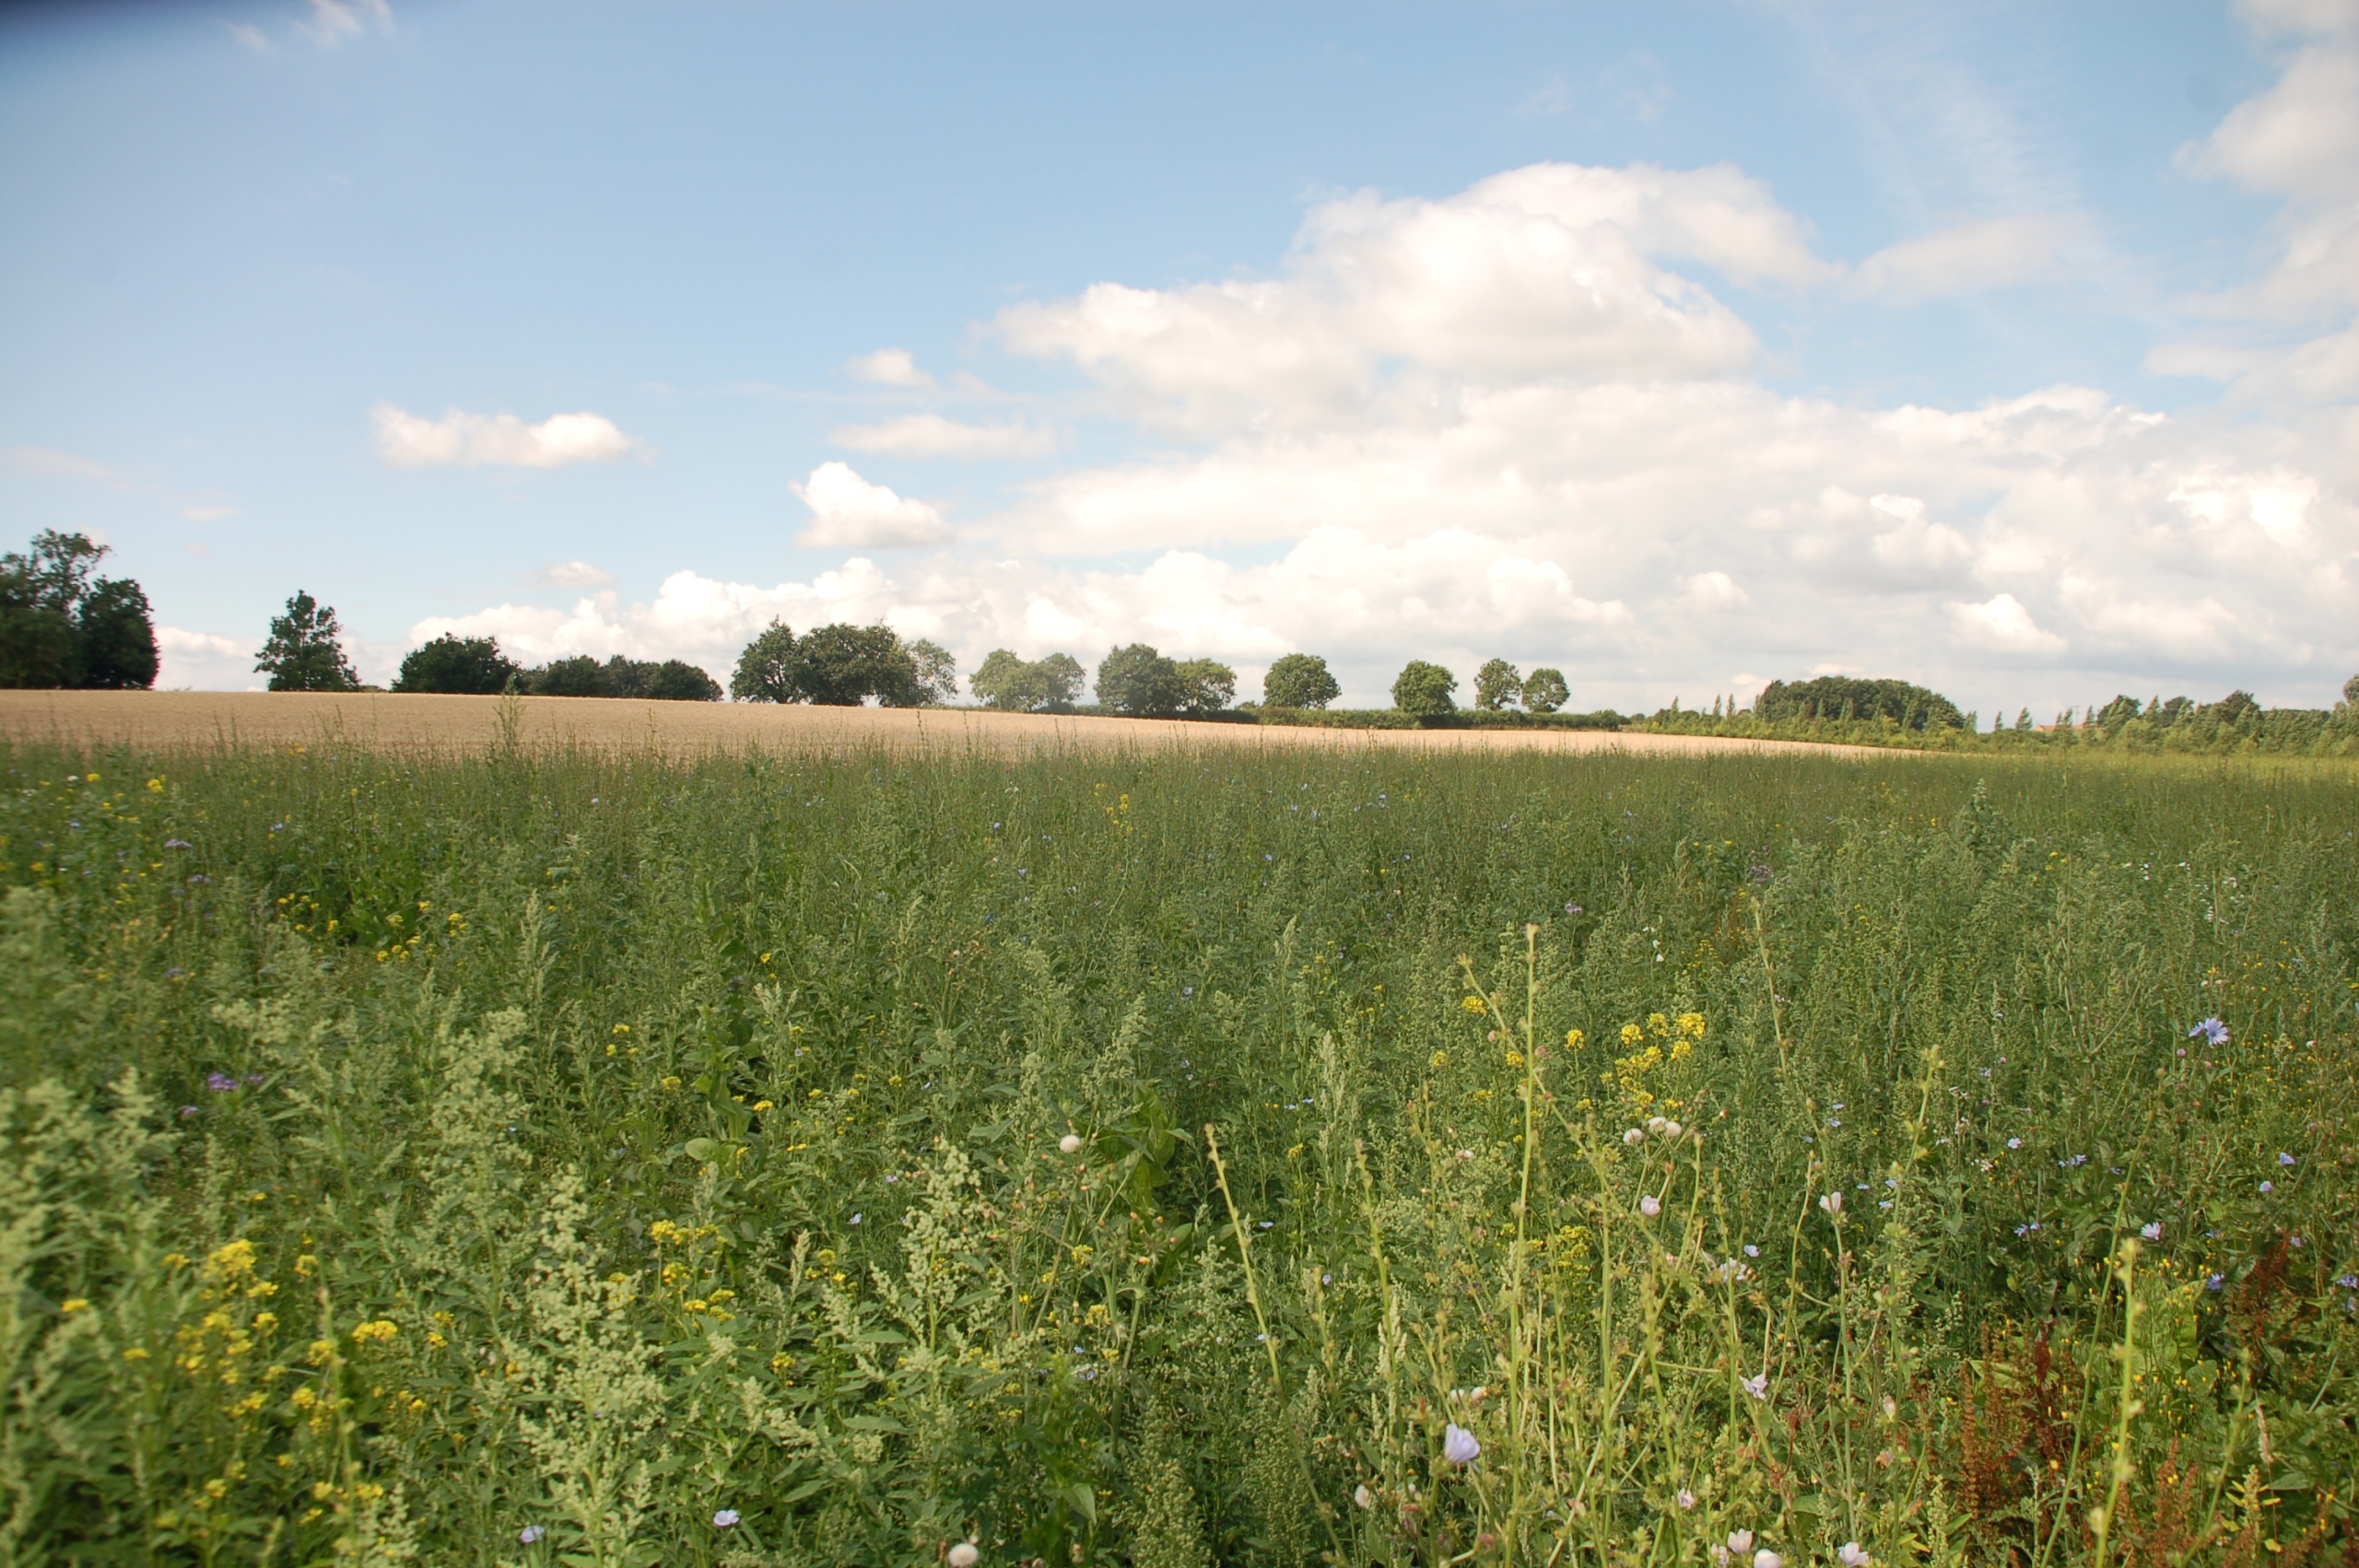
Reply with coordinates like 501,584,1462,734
1442,1423,1480,1466
711,1509,741,1528
179,1106,199,1117
2206,1273,2225,1292
2277,1152,2295,1167
2189,1018,2228,1047
519,1526,545,1544
2259,1180,2274,1194
164,838,191,850
205,1072,239,1093
1564,902,1584,916
243,1074,266,1088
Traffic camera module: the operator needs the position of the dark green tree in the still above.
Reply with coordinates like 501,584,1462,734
732,622,802,703
1173,658,1237,716
794,624,918,706
393,635,518,695
1522,667,1568,714
1474,658,1523,710
255,591,361,692
1755,675,1963,731
1096,643,1185,716
644,660,722,701
1,531,157,689
1261,652,1340,709
1391,660,1457,715
530,656,607,697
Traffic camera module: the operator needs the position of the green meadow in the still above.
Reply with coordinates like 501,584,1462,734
2,739,2354,1567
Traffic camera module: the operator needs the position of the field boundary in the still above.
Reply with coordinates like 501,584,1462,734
0,690,1897,760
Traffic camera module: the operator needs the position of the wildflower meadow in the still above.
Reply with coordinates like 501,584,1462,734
1,736,2353,1567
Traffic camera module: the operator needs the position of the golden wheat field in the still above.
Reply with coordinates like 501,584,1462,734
0,689,1886,758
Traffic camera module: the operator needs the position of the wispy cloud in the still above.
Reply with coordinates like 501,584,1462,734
846,347,937,390
370,403,647,469
532,560,617,589
297,0,392,49
5,446,118,483
831,414,1055,460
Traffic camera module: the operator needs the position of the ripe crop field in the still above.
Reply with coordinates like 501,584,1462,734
1,737,2354,1568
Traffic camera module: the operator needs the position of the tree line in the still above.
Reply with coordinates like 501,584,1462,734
0,531,159,690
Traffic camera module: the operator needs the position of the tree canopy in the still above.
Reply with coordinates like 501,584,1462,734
970,649,1086,712
1474,659,1522,710
1095,644,1186,716
256,591,361,693
1522,667,1569,713
0,530,158,690
728,622,951,707
1391,660,1457,715
516,654,721,701
1754,675,1963,731
393,635,520,696
1262,652,1340,709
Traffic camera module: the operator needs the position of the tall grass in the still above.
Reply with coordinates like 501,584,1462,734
2,739,2354,1566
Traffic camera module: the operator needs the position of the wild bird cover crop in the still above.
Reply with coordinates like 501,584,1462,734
0,740,2353,1567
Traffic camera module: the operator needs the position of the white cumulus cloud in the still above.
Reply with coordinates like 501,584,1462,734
847,348,937,389
1950,593,2067,655
792,462,953,548
156,627,259,691
1854,213,2097,301
533,560,617,588
370,403,645,469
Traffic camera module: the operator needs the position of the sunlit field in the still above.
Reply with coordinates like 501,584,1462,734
3,738,2353,1567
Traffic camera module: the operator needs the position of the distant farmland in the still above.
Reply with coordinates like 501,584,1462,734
0,689,1886,758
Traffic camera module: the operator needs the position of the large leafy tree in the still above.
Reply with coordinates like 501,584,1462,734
1391,660,1457,715
1173,658,1236,716
1522,667,1569,714
1262,652,1339,709
970,649,1085,712
1474,659,1523,710
907,639,958,706
255,591,361,693
0,530,158,690
793,624,920,706
393,635,519,695
1096,644,1186,716
731,621,802,703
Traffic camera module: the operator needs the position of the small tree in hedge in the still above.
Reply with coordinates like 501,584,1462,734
256,591,361,692
1474,659,1523,710
1174,658,1237,715
972,650,1086,712
1522,667,1569,713
1391,660,1457,715
1262,652,1340,709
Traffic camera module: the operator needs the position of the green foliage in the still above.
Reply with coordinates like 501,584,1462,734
1096,644,1185,716
522,655,722,701
970,650,1086,713
1,739,2355,1564
1754,675,1964,731
393,635,520,696
793,623,921,706
1391,659,1457,714
1473,659,1522,711
732,621,801,704
908,638,959,706
255,591,362,693
1261,653,1340,710
0,531,158,691
1171,658,1236,717
1521,667,1568,714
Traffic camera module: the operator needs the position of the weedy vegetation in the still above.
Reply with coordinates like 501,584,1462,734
1,738,2353,1567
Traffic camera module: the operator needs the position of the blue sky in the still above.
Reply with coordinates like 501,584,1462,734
4,0,2353,712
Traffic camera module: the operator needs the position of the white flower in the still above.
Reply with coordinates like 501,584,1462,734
1455,1148,1475,1163
1840,1543,1872,1567
1819,1192,1842,1215
1755,1550,1782,1568
519,1526,545,1544
1639,1195,1662,1218
712,1509,740,1528
1624,1128,1648,1147
1648,1116,1668,1135
1742,1373,1769,1401
1354,1484,1376,1510
1678,1488,1697,1511
1661,1119,1683,1139
1442,1423,1481,1465
1713,1549,1732,1568
1059,1133,1083,1154
949,1543,980,1568
1728,1530,1755,1554
2140,1223,2162,1240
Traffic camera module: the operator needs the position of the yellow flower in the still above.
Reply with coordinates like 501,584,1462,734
59,1298,91,1315
1565,1028,1585,1048
1461,996,1486,1014
1619,1024,1645,1047
349,1320,399,1346
753,1099,774,1112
